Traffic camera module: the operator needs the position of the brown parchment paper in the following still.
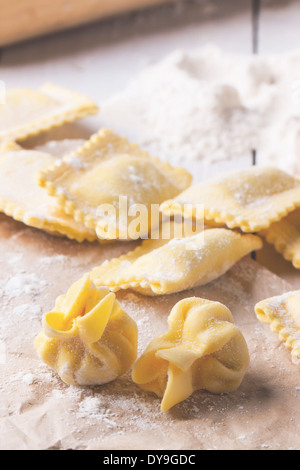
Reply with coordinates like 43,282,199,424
0,135,299,450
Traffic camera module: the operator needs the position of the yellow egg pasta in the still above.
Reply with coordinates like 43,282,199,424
0,142,97,242
132,297,250,412
0,83,98,143
161,167,300,233
38,129,192,241
255,290,300,361
91,228,263,296
34,274,138,386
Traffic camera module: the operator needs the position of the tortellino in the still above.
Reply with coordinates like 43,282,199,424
255,290,300,361
91,228,263,296
38,129,192,240
132,297,250,412
160,167,300,233
34,274,138,386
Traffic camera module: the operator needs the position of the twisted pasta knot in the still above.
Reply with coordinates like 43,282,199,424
132,297,249,412
35,274,138,386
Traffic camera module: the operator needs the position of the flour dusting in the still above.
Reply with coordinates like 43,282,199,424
0,272,48,300
100,45,300,173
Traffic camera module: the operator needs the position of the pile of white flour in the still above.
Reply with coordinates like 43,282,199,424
100,45,300,173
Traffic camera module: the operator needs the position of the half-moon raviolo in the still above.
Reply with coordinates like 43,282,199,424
91,228,263,296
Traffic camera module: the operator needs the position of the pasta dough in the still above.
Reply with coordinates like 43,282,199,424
132,297,250,412
160,167,300,233
255,291,300,361
0,83,98,142
38,129,192,240
260,209,300,269
91,228,263,296
0,142,97,242
34,274,138,386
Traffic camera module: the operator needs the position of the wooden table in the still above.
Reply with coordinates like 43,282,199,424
0,0,299,450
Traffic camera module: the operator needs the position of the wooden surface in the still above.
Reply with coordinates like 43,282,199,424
0,0,299,450
0,0,179,47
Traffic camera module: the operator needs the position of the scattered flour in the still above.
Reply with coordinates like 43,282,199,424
100,46,258,165
34,139,85,158
21,373,36,385
38,253,82,268
39,254,70,265
0,272,48,300
10,372,37,385
76,396,119,429
7,254,23,266
75,390,164,433
13,303,42,320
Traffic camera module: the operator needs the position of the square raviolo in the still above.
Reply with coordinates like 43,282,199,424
0,83,98,143
0,142,97,242
161,167,300,233
39,129,192,241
